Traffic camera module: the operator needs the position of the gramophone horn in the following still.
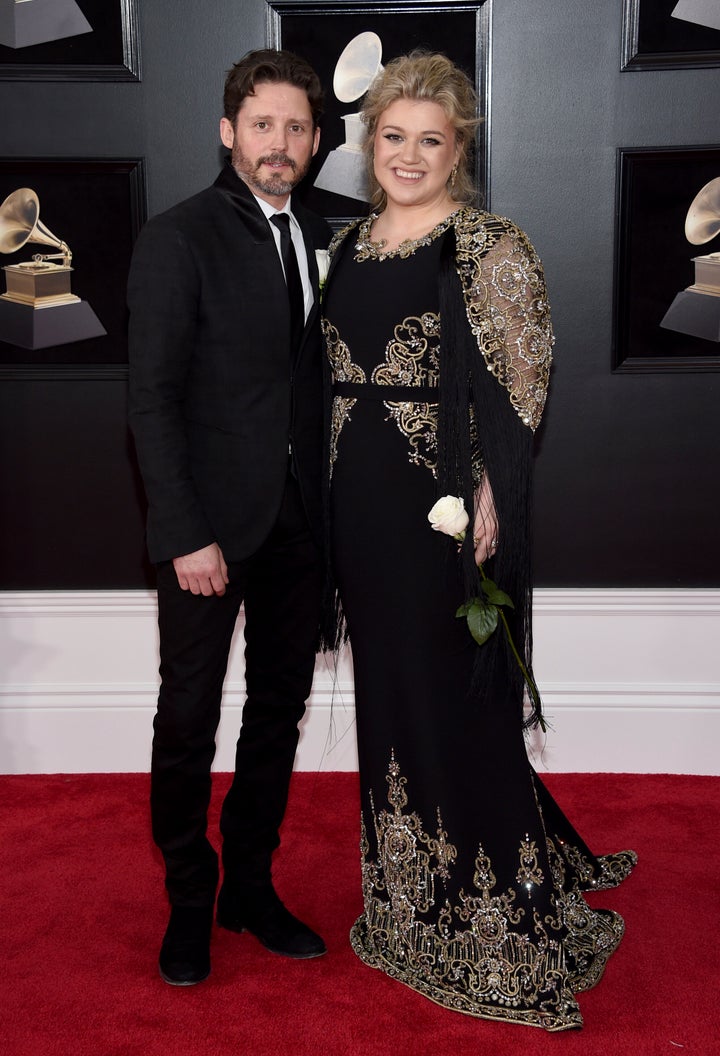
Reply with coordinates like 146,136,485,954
333,31,383,104
0,187,71,263
685,176,720,245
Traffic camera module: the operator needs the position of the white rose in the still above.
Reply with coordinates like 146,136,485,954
315,249,330,286
428,495,469,537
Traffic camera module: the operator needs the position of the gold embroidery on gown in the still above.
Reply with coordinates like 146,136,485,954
350,756,593,1031
371,313,440,388
372,313,440,474
353,211,459,262
335,208,555,434
348,209,554,432
325,209,554,480
326,300,482,479
325,212,633,1030
543,838,627,994
559,842,639,892
323,319,366,473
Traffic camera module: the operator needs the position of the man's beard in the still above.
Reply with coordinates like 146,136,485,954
232,147,310,197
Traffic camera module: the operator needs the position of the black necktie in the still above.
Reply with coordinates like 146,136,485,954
270,213,305,352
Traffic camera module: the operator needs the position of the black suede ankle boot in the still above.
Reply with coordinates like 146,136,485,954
158,904,213,985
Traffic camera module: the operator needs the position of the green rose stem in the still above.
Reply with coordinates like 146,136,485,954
478,563,547,733
454,534,547,733
428,499,548,733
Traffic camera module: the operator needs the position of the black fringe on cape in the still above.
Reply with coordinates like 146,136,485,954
438,226,541,729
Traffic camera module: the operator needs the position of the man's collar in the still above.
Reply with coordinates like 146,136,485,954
252,193,293,223
212,160,273,242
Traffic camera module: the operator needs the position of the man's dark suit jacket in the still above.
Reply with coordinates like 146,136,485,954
128,163,332,565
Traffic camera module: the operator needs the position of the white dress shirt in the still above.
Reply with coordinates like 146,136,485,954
252,193,313,321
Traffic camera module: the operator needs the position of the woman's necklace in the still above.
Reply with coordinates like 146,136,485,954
364,221,387,253
356,206,461,260
368,203,460,254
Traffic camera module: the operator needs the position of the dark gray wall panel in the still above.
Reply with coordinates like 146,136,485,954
0,379,151,588
1,0,718,588
490,1,719,585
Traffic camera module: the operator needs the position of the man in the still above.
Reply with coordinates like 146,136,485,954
127,49,332,986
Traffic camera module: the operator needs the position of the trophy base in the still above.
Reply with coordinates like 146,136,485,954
671,0,720,33
3,261,77,306
0,0,92,49
660,288,720,343
0,297,106,350
314,146,370,203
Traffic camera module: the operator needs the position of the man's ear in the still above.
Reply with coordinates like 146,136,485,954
220,117,235,150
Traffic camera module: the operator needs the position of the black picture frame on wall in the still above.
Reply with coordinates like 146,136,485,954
0,157,146,379
266,0,491,227
612,145,720,373
0,0,140,81
621,0,720,70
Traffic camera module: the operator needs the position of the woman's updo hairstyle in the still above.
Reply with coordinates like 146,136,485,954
360,50,480,210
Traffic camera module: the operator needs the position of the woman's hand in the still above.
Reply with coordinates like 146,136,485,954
473,473,499,565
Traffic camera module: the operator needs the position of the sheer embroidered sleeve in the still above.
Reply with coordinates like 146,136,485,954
454,210,554,432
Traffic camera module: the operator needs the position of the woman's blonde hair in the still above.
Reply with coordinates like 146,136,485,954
360,50,480,210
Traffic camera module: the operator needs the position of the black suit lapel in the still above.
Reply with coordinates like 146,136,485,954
212,166,323,364
213,161,274,244
214,162,295,353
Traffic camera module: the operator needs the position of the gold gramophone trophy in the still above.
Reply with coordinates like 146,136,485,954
313,31,384,203
0,187,105,350
661,177,720,343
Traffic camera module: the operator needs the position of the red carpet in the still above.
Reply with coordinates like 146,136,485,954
4,771,718,1055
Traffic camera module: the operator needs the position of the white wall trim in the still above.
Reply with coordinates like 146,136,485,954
1,589,718,774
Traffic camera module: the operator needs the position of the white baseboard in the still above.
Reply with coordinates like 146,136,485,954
1,589,718,775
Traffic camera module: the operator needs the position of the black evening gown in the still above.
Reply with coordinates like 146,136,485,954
324,212,635,1031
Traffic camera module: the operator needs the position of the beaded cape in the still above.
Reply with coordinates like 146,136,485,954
329,207,553,431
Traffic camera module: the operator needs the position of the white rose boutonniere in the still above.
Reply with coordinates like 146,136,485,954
428,494,546,729
315,249,330,299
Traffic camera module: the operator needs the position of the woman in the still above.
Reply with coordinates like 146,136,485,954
322,52,635,1031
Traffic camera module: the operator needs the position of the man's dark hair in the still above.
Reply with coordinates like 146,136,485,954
223,49,324,128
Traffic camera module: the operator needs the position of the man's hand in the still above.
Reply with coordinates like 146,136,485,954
173,543,229,596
